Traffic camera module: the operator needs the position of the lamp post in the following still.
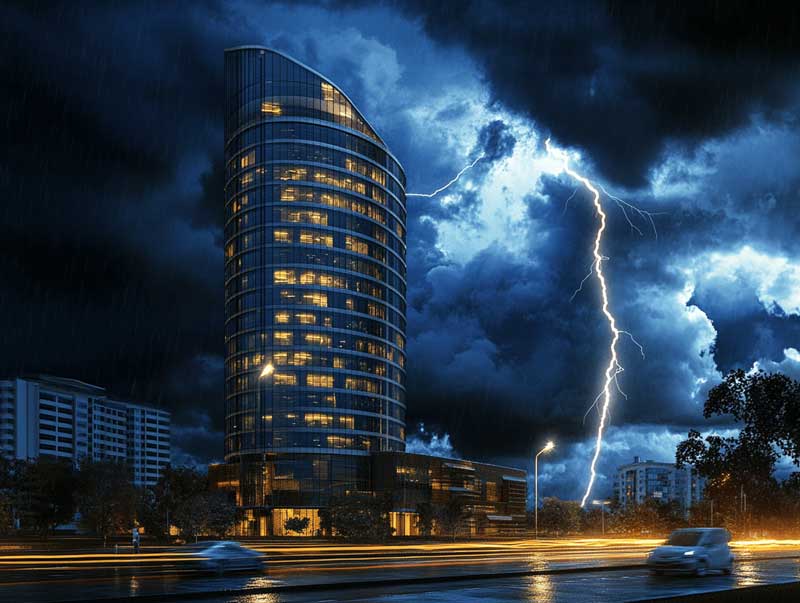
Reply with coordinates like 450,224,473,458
534,440,555,538
592,499,611,535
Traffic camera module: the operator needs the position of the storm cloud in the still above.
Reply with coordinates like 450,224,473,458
2,1,799,496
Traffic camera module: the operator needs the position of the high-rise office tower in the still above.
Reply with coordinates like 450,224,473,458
221,47,407,534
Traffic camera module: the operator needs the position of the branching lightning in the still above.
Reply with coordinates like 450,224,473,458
545,138,629,508
407,155,484,197
411,136,655,507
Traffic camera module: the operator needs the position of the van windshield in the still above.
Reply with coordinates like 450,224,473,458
666,531,704,546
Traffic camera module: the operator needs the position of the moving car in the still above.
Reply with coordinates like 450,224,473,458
647,528,734,576
188,541,265,574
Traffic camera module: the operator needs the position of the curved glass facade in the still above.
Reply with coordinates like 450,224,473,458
223,47,406,517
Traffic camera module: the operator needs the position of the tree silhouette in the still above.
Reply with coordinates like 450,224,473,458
677,370,800,534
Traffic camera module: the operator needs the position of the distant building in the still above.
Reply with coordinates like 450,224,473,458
0,375,171,486
613,456,705,512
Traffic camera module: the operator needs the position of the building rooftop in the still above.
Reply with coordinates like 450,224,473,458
8,375,169,413
23,374,106,394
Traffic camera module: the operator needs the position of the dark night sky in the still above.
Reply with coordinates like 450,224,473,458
2,1,799,498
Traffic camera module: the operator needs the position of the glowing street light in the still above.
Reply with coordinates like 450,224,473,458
534,441,555,538
259,362,275,379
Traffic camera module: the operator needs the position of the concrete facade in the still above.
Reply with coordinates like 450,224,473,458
0,375,170,486
613,456,705,512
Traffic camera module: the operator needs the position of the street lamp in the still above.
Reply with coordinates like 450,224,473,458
258,362,274,454
592,499,611,535
534,440,555,538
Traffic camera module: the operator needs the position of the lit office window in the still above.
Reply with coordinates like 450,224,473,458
274,229,292,243
295,313,316,325
306,374,333,388
327,435,353,448
289,352,312,366
304,333,332,347
345,236,369,255
302,293,328,307
261,101,282,115
273,332,293,345
299,230,333,246
240,151,255,169
304,413,333,427
273,373,297,386
274,270,296,284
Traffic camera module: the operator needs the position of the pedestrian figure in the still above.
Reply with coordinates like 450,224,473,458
132,526,140,554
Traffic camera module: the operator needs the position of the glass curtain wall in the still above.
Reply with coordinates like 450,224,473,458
223,47,407,528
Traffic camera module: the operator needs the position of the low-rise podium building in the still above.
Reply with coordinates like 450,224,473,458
371,452,528,537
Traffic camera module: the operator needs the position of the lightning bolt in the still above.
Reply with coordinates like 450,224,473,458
410,136,652,507
545,138,623,508
407,155,484,197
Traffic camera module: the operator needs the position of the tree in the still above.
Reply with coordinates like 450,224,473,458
415,501,435,537
0,457,21,534
136,487,165,541
202,491,237,539
16,457,76,537
143,466,208,540
436,497,469,541
704,370,800,463
609,500,667,535
0,492,13,535
76,460,136,546
319,492,393,541
284,516,310,535
172,490,235,542
581,507,605,535
780,473,800,535
676,370,800,534
538,497,581,535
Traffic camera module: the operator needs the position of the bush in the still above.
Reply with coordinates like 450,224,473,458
284,516,310,535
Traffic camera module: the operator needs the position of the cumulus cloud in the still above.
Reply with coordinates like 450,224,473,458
405,424,461,459
3,1,799,477
392,2,800,187
697,246,800,316
751,348,800,382
171,411,225,468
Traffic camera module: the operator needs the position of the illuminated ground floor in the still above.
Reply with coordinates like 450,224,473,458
210,451,528,537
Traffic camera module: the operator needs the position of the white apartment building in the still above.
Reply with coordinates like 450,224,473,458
613,456,705,513
0,375,170,486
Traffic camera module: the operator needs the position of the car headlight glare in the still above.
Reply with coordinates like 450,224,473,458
684,551,694,556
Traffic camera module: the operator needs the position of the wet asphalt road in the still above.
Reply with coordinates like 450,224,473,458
216,558,800,603
2,557,798,603
2,540,800,603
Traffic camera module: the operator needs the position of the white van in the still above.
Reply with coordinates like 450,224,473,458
646,528,734,576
